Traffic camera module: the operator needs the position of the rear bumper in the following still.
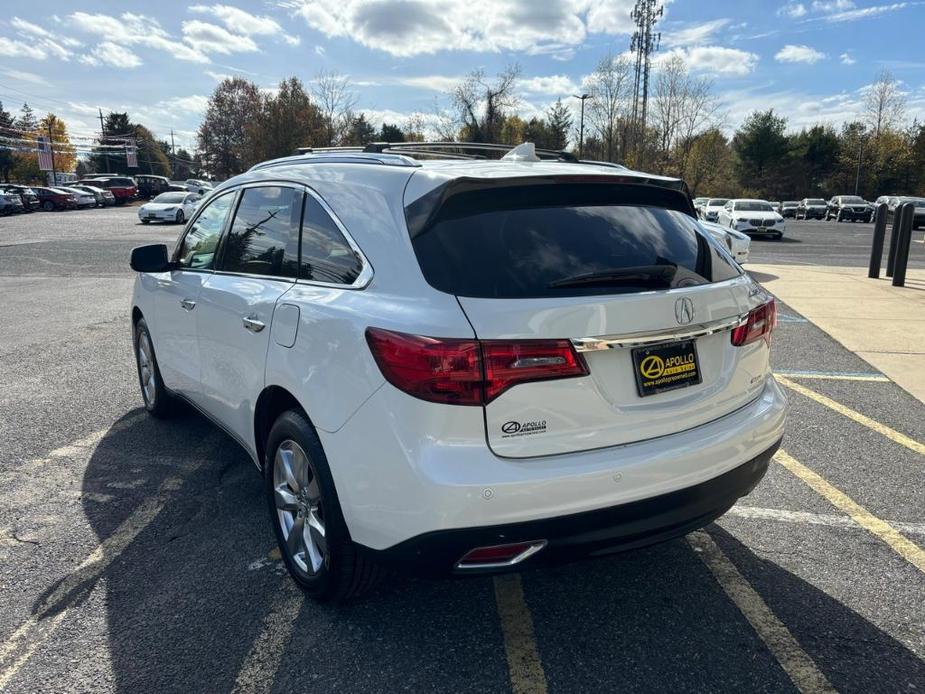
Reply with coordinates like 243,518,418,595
364,438,779,577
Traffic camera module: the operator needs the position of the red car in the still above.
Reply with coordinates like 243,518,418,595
32,186,78,211
78,176,137,204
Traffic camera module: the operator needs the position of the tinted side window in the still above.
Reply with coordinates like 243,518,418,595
220,186,301,278
300,195,362,284
176,192,234,270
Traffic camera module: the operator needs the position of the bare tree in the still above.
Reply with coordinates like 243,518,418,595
312,70,358,146
585,51,633,162
864,69,906,139
453,65,521,142
651,54,719,176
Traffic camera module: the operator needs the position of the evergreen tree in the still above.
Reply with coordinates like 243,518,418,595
546,99,572,150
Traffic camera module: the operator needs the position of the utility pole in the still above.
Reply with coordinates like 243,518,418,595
98,108,110,173
854,135,864,196
170,129,176,178
573,94,591,159
46,119,57,186
630,0,663,166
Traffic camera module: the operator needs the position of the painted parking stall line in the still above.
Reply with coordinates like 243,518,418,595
688,531,836,694
776,375,925,456
774,451,925,574
726,505,925,537
775,370,891,383
493,575,548,694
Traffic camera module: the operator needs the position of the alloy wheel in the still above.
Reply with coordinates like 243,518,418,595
273,440,327,576
136,331,156,407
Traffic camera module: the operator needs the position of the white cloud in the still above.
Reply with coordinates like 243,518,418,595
659,46,759,76
1,68,44,84
398,75,463,92
777,3,808,17
840,52,856,65
0,37,47,60
205,70,233,81
78,41,143,68
775,44,827,63
314,45,326,56
811,0,855,10
284,0,636,57
68,12,210,64
181,20,259,54
518,75,580,96
819,1,914,22
662,19,731,48
189,4,301,45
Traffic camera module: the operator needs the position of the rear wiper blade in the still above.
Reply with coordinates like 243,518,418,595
549,265,677,289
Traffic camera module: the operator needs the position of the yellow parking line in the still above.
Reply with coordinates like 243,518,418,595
688,531,836,694
775,451,925,574
776,375,925,457
493,575,548,694
231,584,304,694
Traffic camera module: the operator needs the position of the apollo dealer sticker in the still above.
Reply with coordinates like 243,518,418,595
500,420,547,438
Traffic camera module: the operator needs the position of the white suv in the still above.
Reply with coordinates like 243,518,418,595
130,144,787,601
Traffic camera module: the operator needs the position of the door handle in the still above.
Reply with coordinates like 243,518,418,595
180,299,196,311
242,315,266,333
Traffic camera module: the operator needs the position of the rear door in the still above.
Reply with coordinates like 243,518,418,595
195,184,302,442
408,181,771,458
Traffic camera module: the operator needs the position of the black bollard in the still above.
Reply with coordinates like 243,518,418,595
886,202,908,277
868,202,889,278
891,203,915,287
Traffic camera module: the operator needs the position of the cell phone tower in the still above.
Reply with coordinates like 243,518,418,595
630,0,663,163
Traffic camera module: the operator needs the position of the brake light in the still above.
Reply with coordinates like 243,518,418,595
365,328,588,406
731,299,777,347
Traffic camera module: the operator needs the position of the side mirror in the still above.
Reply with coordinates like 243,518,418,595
130,244,171,272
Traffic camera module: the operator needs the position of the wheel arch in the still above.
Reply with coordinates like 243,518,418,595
254,385,310,474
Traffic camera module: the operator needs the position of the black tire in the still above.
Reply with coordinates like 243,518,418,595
133,318,177,418
141,219,150,224
42,200,54,211
265,410,380,602
175,210,185,224
836,211,843,222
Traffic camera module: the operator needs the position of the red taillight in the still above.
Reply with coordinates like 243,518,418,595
731,299,777,347
365,328,588,406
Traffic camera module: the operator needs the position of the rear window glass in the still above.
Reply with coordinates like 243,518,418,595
410,185,740,299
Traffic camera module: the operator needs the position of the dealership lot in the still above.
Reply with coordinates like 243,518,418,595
1,208,924,692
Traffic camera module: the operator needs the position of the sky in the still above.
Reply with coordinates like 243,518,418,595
0,0,924,152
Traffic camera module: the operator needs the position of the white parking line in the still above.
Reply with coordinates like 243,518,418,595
688,531,836,694
726,505,925,536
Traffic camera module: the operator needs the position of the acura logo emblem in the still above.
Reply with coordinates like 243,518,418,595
675,297,695,325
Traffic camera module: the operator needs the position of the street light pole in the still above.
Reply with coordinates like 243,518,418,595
573,93,591,159
854,137,864,196
46,119,57,187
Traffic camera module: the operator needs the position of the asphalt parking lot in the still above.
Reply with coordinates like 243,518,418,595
1,208,923,693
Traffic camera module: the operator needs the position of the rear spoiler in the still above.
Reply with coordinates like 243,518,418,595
405,175,696,240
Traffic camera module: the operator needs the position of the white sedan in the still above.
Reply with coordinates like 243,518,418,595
56,186,96,209
717,199,785,239
138,192,201,225
701,221,750,264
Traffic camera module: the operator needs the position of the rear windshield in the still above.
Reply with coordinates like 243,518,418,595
707,198,727,206
410,185,740,299
781,201,798,207
840,196,864,203
806,199,825,204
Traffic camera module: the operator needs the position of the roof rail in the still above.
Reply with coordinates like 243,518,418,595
362,141,579,162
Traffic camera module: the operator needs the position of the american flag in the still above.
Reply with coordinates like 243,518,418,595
37,136,53,171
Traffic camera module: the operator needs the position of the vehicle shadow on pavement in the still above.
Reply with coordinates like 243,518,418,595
54,411,925,693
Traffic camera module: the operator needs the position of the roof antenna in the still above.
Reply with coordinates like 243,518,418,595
501,142,540,162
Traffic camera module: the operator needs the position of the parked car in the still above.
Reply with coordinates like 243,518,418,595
0,191,24,214
32,186,77,210
770,201,781,213
780,201,799,218
129,146,787,600
700,220,750,264
700,198,728,222
166,183,191,193
872,195,925,228
70,184,116,207
78,176,137,204
693,197,708,217
826,195,872,222
57,186,97,209
184,178,213,195
900,197,925,229
717,199,786,239
796,198,827,220
137,191,201,224
2,184,40,212
136,174,171,199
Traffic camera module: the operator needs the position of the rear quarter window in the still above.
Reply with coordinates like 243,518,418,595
409,184,741,299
